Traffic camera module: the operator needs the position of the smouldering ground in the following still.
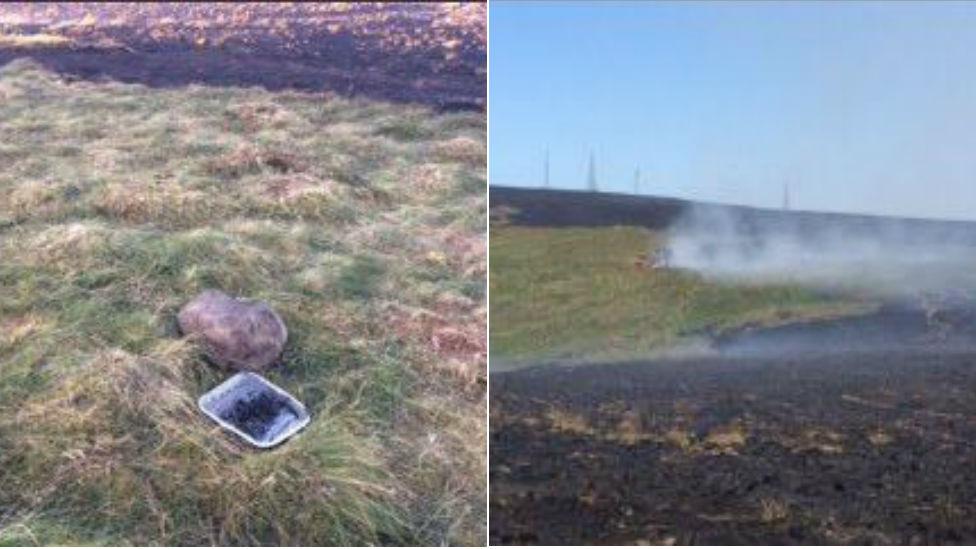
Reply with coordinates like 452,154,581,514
0,59,485,545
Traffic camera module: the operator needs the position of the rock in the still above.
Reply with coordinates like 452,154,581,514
177,290,287,371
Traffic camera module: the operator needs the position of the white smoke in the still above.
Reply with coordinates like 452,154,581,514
664,203,976,299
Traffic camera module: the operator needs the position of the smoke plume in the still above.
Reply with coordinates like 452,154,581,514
664,203,976,299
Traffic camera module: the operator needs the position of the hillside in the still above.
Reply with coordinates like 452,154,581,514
489,186,976,366
491,186,976,544
490,186,976,242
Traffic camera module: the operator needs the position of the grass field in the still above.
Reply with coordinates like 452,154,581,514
0,59,485,545
490,224,873,364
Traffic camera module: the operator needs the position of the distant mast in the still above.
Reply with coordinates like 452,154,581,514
587,151,597,192
782,183,791,210
633,166,640,195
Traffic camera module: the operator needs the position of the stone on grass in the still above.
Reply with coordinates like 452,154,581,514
177,290,287,371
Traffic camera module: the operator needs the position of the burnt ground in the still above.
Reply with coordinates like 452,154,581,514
490,186,976,245
490,303,976,545
0,4,485,109
491,187,976,544
491,186,688,230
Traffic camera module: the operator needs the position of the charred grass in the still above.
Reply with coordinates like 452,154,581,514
491,353,976,544
0,59,485,545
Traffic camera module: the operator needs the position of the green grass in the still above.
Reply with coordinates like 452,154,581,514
490,225,873,364
0,59,485,545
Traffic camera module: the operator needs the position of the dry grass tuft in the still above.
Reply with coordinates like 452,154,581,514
663,427,694,450
384,301,486,390
758,498,790,523
93,181,215,227
545,407,595,437
226,101,303,132
867,429,893,446
6,181,60,218
0,314,51,348
0,32,71,48
779,427,846,455
206,144,306,179
3,221,112,272
704,422,748,452
431,136,485,165
607,409,652,446
262,173,336,201
406,163,455,196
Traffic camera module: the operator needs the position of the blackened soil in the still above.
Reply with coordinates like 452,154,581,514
490,187,976,245
219,392,296,440
490,187,688,230
715,303,976,357
0,5,485,109
491,307,976,544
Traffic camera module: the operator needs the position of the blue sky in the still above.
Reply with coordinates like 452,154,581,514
490,1,976,220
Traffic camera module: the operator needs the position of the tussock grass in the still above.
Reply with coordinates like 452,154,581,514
0,59,485,545
490,225,870,364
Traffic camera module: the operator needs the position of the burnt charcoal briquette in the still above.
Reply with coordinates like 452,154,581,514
219,392,299,440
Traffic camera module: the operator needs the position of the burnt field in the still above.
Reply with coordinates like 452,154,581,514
491,307,976,544
491,186,976,243
490,186,976,544
0,3,485,109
